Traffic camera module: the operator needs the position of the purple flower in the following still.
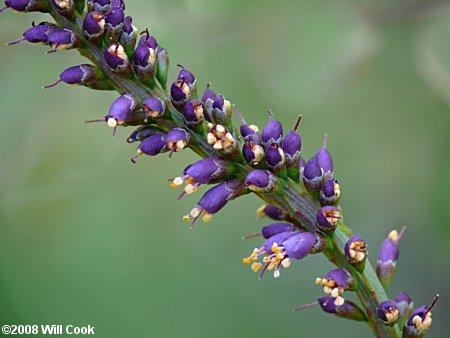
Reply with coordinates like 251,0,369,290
303,157,324,192
142,97,165,119
376,227,405,289
395,291,413,318
282,130,302,157
403,296,438,338
183,100,204,126
206,124,235,152
105,6,124,33
43,64,98,89
201,85,216,104
166,128,190,155
243,231,319,278
127,126,162,144
122,16,135,35
261,111,283,146
320,178,341,206
131,133,167,163
316,206,340,233
314,134,333,175
7,22,55,45
256,204,286,221
210,94,232,126
105,94,138,128
177,66,195,85
261,222,296,239
170,80,191,107
317,296,367,322
377,300,400,325
82,12,105,39
265,145,285,168
244,170,276,192
184,179,243,223
242,142,264,165
48,28,79,52
344,236,367,265
315,268,353,306
2,0,48,12
104,43,131,73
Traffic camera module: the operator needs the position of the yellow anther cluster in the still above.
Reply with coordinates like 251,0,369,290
348,241,366,262
323,209,341,226
412,312,432,331
183,207,213,223
171,176,198,195
315,278,345,306
383,308,399,324
207,124,235,150
242,243,291,278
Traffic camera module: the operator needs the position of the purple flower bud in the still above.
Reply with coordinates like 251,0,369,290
378,300,400,325
314,135,333,175
240,124,259,140
261,223,296,239
127,126,163,144
262,113,283,147
83,12,105,39
142,97,165,119
2,0,48,13
122,16,134,35
265,145,285,167
282,232,317,260
395,291,413,319
166,128,190,154
316,206,340,233
242,143,264,165
87,0,111,13
138,31,157,49
257,204,286,221
403,296,438,338
245,170,276,192
50,0,74,17
48,28,79,52
7,22,56,46
303,157,324,192
131,133,167,163
344,236,367,268
315,268,353,306
119,16,137,58
183,100,204,126
177,67,195,85
156,46,169,89
133,41,157,85
318,296,367,322
211,94,232,126
105,94,138,128
320,178,341,206
104,43,131,74
105,7,124,35
202,85,216,104
170,80,191,107
376,228,405,289
282,130,302,157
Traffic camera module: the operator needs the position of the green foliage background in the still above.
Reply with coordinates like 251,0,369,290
0,1,449,337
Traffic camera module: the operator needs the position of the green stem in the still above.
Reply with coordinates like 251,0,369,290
48,8,400,338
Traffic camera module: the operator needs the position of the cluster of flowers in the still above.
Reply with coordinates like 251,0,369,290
1,1,437,336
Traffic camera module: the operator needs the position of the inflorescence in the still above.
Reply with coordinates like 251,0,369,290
1,1,438,337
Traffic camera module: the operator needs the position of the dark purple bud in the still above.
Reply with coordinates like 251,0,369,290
105,94,138,127
395,291,413,319
122,16,134,35
211,94,232,126
127,126,163,143
177,67,195,85
265,145,285,167
138,31,157,49
303,157,324,192
242,143,264,165
156,47,169,89
344,236,367,267
111,0,124,10
7,23,55,45
318,296,367,322
240,124,259,140
48,28,79,52
282,130,302,157
257,204,286,221
262,111,283,146
104,43,131,74
316,206,340,233
245,170,277,192
261,223,296,239
315,268,353,306
131,133,167,163
87,0,111,13
133,41,157,85
202,85,216,104
170,80,190,108
282,232,317,260
314,135,333,175
44,64,94,89
183,100,204,126
2,0,49,12
119,16,137,58
376,228,405,289
142,97,165,119
83,12,105,39
403,296,438,338
262,231,296,254
180,157,229,186
320,178,341,206
50,0,74,17
105,7,124,35
166,128,190,154
378,300,400,325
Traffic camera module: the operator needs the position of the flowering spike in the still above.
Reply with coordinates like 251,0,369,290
317,296,368,322
377,300,400,325
256,204,286,221
402,295,438,338
316,206,340,233
344,235,367,272
376,227,406,289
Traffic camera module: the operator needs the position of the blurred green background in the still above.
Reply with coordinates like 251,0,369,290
1,0,449,337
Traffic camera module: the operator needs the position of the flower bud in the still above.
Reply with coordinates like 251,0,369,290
403,295,438,338
303,157,324,192
134,35,158,87
105,6,124,39
320,178,341,206
50,0,74,17
184,179,244,224
1,0,49,13
47,28,79,52
344,236,367,272
316,206,340,233
166,128,190,156
244,170,277,192
261,223,296,239
318,296,367,322
82,12,106,40
378,300,400,325
7,22,56,45
156,46,169,89
376,227,405,289
43,64,110,90
242,142,264,166
315,268,354,306
202,85,216,104
395,291,413,320
127,126,163,144
183,100,204,127
131,133,167,163
119,16,137,58
265,145,286,177
87,0,111,13
211,94,232,127
171,80,191,109
105,94,139,128
262,111,283,147
282,129,302,182
142,97,165,120
206,123,236,153
314,134,333,177
256,204,286,221
104,43,131,74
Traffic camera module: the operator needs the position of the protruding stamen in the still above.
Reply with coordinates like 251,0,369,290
293,301,319,312
0,6,8,14
84,119,106,124
428,294,439,312
323,133,328,148
242,233,262,240
6,37,25,46
233,105,246,125
293,114,303,132
42,79,63,89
